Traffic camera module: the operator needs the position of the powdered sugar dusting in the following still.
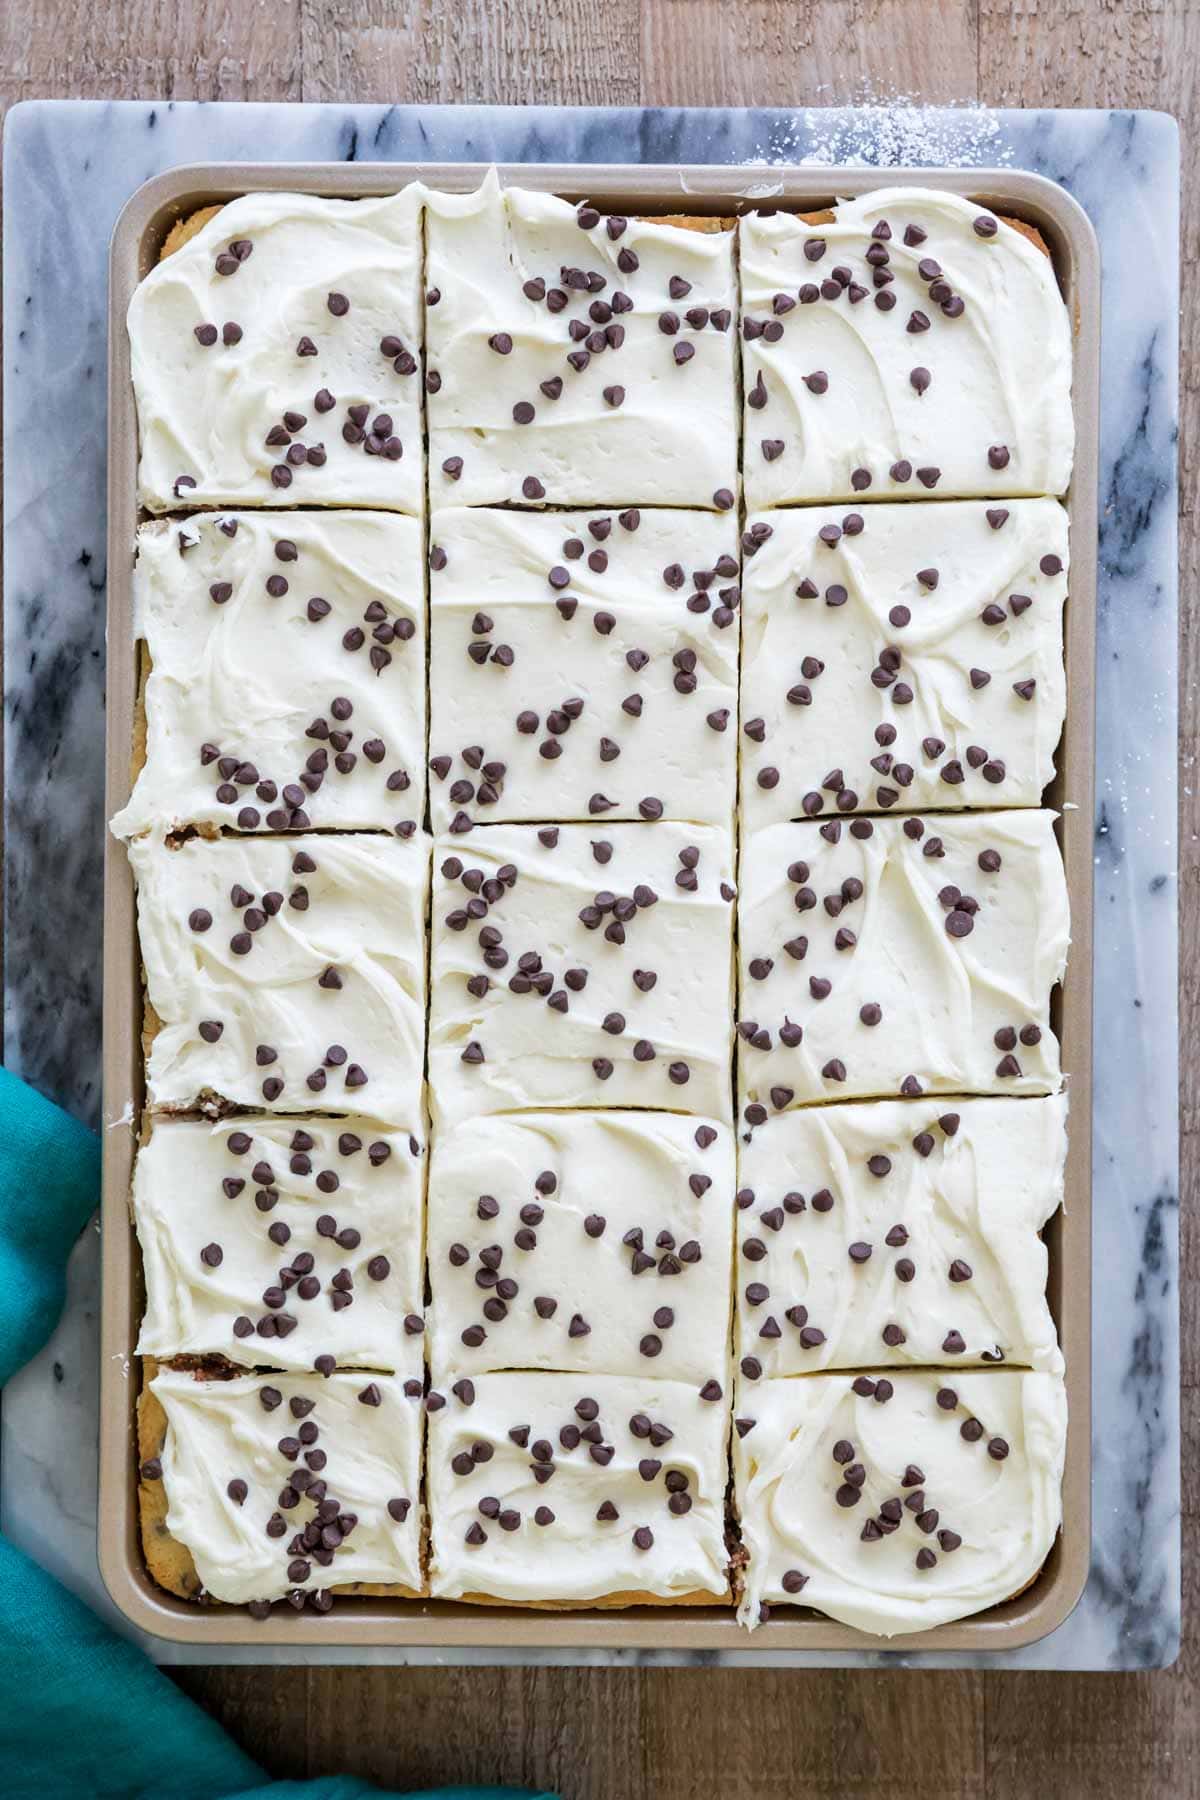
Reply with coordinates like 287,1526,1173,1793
742,87,1015,171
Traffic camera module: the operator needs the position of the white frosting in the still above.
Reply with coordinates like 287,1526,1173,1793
428,506,739,829
427,1370,729,1603
152,1366,424,1603
733,1369,1067,1634
740,500,1068,829
136,1116,425,1371
428,822,736,1125
111,511,425,839
738,810,1068,1113
426,172,739,508
740,188,1074,507
129,187,423,513
735,1096,1065,1380
130,830,428,1124
427,1111,734,1384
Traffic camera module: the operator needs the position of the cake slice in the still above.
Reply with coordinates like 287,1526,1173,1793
740,188,1073,507
428,821,736,1125
427,1370,730,1606
111,510,425,838
130,830,428,1124
427,1110,734,1385
739,499,1068,827
129,187,423,513
426,172,739,508
737,810,1068,1116
733,1369,1067,1634
138,1362,425,1608
734,1096,1065,1381
135,1116,425,1372
428,505,739,829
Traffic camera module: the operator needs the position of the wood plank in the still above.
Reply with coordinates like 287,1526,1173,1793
169,1663,310,1781
300,0,641,107
641,1666,985,1800
287,1665,647,1797
169,1659,991,1798
0,0,302,106
979,0,1178,111
640,0,978,108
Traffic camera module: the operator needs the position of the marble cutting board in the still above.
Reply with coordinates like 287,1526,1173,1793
0,100,1180,1669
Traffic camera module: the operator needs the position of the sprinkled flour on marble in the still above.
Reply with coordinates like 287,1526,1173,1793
742,83,1014,171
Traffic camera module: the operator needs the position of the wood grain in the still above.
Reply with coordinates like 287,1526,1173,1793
300,0,641,106
0,1,1194,1795
0,0,302,103
640,0,979,108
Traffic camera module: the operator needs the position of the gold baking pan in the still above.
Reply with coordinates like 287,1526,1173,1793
101,161,1098,1651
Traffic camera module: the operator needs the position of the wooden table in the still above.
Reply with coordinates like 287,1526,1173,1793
1,2,1193,1794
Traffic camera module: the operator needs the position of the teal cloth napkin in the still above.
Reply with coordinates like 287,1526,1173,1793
0,1067,555,1800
